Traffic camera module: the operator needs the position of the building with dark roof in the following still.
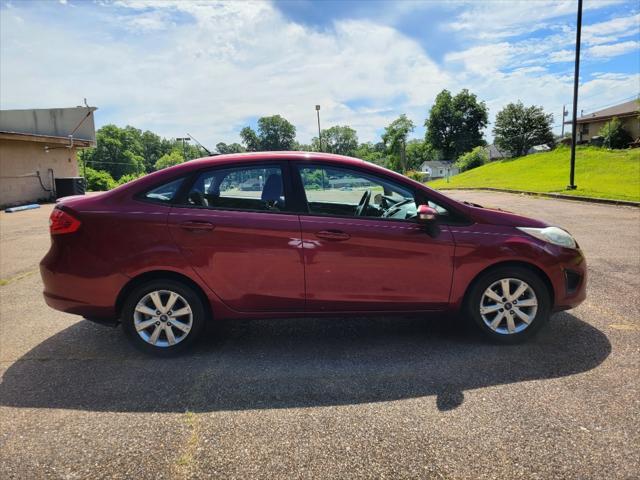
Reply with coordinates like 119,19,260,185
565,99,639,143
0,107,96,207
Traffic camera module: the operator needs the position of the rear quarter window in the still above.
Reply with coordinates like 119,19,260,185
141,178,184,204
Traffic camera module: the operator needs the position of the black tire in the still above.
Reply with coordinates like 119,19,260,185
465,266,551,344
122,279,206,356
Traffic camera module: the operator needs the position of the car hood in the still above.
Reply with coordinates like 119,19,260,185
462,202,548,228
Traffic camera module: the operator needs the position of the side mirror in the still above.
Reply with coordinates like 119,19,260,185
417,204,438,223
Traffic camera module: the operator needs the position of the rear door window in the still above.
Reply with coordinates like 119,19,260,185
183,165,287,212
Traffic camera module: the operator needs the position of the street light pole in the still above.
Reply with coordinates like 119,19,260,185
568,0,583,190
176,137,190,160
315,105,322,152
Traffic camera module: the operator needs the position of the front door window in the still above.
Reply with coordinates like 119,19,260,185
298,165,418,221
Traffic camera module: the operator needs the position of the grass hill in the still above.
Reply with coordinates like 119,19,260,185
428,146,640,202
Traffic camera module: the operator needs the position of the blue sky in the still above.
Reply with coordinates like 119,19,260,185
1,0,638,145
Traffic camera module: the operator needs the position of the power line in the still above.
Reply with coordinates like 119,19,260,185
83,160,142,166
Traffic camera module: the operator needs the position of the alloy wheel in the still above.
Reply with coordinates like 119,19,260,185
479,278,538,335
133,290,193,347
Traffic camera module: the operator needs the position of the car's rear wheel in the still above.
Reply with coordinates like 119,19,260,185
122,279,205,355
466,266,551,344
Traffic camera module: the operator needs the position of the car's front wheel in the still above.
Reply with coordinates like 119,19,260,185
122,279,206,355
466,266,551,344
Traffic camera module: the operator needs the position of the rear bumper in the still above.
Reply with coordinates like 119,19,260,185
40,243,128,319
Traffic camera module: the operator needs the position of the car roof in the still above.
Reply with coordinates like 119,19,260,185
186,151,366,166
100,150,466,215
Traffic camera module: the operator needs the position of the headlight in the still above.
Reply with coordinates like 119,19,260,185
517,226,577,249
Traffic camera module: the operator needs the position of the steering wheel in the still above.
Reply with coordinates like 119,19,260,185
381,198,413,218
355,190,371,217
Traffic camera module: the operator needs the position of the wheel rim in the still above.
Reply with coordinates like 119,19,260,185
133,290,193,347
479,278,538,335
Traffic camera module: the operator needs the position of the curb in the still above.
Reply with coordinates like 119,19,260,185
435,187,640,207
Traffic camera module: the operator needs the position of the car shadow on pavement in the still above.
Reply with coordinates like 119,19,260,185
0,312,610,413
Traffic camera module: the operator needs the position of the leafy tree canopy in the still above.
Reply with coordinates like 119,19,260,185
216,142,246,154
425,89,488,160
382,114,415,172
155,151,185,170
240,115,296,151
79,124,204,180
78,124,145,180
312,125,358,156
354,142,387,167
493,101,554,157
406,139,437,171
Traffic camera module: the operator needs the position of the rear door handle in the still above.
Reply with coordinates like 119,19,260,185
315,229,350,241
180,221,214,232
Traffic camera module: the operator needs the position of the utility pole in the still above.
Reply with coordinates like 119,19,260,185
568,0,582,190
561,104,567,137
315,105,322,152
176,137,190,160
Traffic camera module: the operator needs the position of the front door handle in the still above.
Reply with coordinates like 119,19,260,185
315,229,350,241
180,221,214,232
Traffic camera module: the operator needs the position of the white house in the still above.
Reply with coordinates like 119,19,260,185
485,143,551,160
419,161,459,179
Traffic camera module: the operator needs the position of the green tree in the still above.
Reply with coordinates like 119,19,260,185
78,124,145,180
240,115,296,151
405,139,437,171
456,146,488,172
312,125,358,155
425,89,488,160
354,142,387,166
239,127,260,151
155,151,185,170
493,102,555,157
140,130,173,171
295,142,313,151
382,114,415,173
599,117,632,149
216,142,246,154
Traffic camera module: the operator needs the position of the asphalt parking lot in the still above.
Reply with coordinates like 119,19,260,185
0,191,638,479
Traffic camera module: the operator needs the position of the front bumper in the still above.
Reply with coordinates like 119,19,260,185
550,249,587,311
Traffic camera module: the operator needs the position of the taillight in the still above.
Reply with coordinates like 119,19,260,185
49,208,81,235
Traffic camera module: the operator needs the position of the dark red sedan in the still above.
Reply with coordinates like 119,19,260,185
41,152,586,354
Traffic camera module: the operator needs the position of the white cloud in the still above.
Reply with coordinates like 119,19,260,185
0,1,451,143
587,40,640,58
0,0,637,147
445,43,512,76
446,0,627,40
123,10,175,32
549,49,576,63
582,13,640,45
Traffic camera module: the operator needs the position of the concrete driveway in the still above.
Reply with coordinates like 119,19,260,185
0,191,638,479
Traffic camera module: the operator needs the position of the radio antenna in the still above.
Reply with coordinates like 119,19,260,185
187,133,213,156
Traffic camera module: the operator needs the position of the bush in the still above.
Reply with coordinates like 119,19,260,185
405,170,427,182
599,117,632,149
84,167,116,191
117,172,145,185
456,146,488,172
